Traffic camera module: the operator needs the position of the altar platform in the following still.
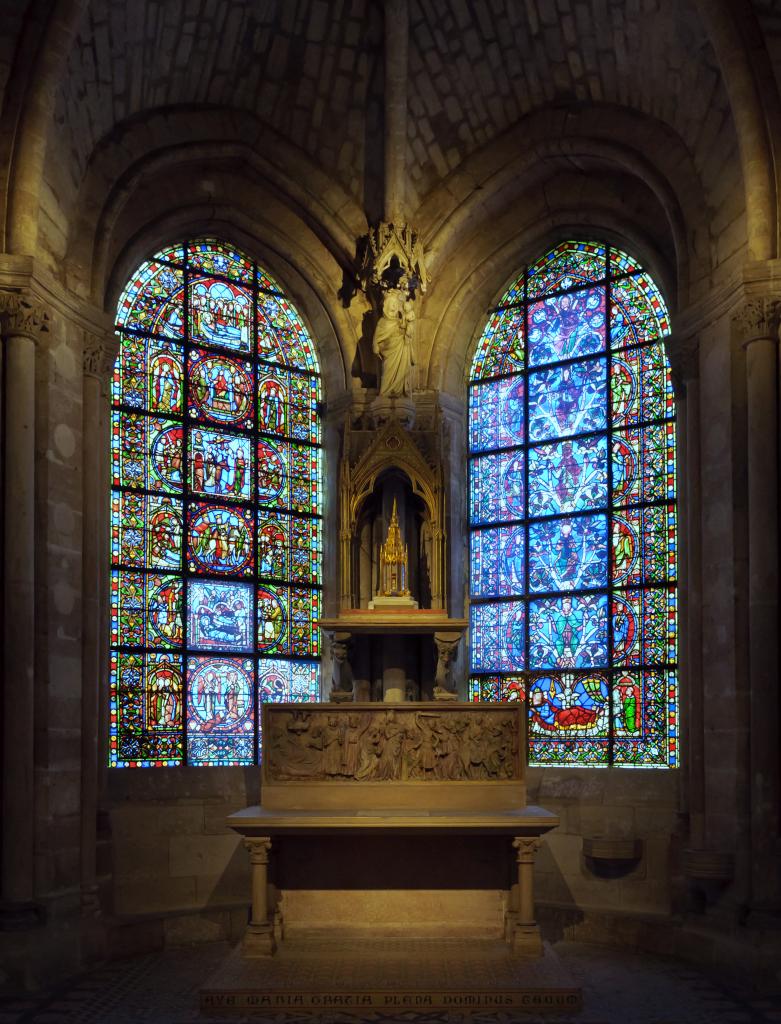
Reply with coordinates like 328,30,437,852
200,933,582,1015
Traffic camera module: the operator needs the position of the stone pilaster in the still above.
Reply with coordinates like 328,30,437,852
0,291,50,921
732,299,781,910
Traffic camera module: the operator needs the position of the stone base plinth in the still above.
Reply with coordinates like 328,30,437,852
368,594,419,610
201,934,581,1014
369,395,415,428
278,888,506,937
242,922,277,958
328,689,354,703
511,923,544,958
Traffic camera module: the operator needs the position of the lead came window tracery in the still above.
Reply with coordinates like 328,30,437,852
468,241,678,768
110,238,322,767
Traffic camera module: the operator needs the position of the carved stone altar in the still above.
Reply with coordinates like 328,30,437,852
227,702,559,959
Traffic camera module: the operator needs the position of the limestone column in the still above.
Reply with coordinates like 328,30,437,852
0,291,49,918
242,837,276,956
80,332,114,915
733,299,780,909
511,837,542,956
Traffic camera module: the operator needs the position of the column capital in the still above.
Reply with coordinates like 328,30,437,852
0,290,50,342
732,298,781,346
243,837,272,865
512,837,541,863
82,330,116,382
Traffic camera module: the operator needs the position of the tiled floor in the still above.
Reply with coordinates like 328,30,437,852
1,938,779,1023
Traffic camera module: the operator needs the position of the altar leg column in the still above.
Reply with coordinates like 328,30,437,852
511,838,543,957
242,838,276,957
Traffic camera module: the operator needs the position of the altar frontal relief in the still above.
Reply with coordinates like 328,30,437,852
264,705,522,783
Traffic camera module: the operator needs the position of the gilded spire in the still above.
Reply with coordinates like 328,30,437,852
380,498,409,596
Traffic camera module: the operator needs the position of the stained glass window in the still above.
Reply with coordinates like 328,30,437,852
110,238,322,767
468,241,677,768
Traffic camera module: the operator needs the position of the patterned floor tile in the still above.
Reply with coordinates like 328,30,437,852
0,938,779,1024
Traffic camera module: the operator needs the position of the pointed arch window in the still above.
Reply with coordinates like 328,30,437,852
109,238,322,767
467,241,677,768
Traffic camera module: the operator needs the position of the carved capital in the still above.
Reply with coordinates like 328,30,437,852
513,837,541,864
0,290,51,342
732,298,781,346
243,837,272,865
82,330,116,381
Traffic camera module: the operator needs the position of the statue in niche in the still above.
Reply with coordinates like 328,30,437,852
372,284,416,396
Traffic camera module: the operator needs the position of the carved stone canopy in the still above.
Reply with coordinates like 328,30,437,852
357,221,429,299
338,408,447,610
342,415,441,532
0,290,51,341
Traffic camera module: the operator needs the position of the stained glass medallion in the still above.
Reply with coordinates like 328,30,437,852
110,238,322,767
468,241,677,768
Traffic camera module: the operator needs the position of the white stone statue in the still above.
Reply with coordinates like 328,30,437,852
373,287,416,396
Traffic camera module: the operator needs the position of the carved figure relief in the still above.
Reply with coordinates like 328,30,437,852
265,707,520,782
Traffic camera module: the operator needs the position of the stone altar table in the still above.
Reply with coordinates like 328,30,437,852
227,702,559,960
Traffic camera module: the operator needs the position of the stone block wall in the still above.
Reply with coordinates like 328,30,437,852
106,767,258,945
528,768,680,919
106,764,680,948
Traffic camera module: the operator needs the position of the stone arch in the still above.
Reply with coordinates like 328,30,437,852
415,105,711,294
3,0,88,253
62,109,367,294
694,0,778,260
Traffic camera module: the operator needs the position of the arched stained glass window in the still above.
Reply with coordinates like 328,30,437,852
467,241,677,768
109,238,322,767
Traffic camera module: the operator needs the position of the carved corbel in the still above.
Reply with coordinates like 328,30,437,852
327,631,354,702
433,631,461,700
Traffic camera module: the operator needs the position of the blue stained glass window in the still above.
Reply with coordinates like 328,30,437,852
527,358,607,442
110,238,322,768
468,241,678,768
